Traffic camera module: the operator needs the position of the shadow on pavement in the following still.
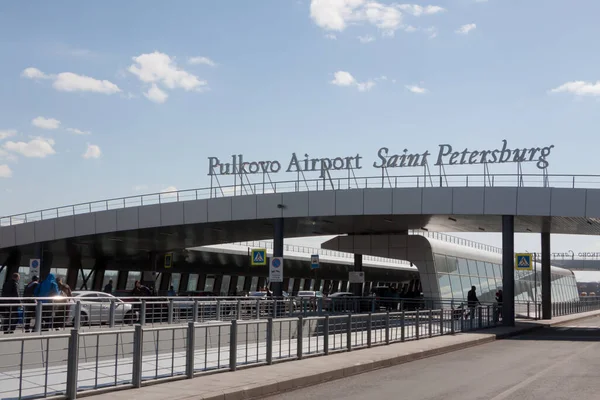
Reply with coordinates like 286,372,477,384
507,326,600,342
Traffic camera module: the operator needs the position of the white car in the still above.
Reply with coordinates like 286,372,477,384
68,291,138,326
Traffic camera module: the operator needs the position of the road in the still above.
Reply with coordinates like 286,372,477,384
262,315,600,400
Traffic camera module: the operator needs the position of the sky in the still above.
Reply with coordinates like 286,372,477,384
2,0,600,280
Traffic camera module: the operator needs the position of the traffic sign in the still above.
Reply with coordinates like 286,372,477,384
164,253,173,269
269,257,283,282
515,253,533,270
310,254,319,269
251,248,267,266
29,259,40,277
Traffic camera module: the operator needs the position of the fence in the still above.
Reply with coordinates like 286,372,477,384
0,304,501,400
0,296,596,335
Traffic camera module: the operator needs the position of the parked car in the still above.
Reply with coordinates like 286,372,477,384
68,291,138,325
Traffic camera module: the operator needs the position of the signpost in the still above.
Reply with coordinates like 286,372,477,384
515,253,533,271
29,259,40,277
251,248,267,266
310,254,319,269
269,257,283,283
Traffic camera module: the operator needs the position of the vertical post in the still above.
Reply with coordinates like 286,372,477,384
428,309,433,338
35,301,43,333
229,320,238,371
266,318,273,365
541,232,552,320
401,310,405,341
502,215,515,326
440,308,444,335
140,300,146,326
186,322,195,379
367,313,372,347
66,329,80,399
415,309,420,340
353,254,363,297
450,306,455,334
109,300,116,328
297,316,304,359
324,316,330,355
347,314,352,351
272,218,284,297
74,302,82,330
385,312,390,344
168,299,174,324
132,325,143,387
193,300,199,323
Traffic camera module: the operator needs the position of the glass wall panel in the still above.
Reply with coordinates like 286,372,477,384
457,258,470,275
467,259,479,276
460,276,472,299
449,275,462,300
446,257,459,274
435,254,450,273
438,274,452,298
187,274,199,292
485,263,495,278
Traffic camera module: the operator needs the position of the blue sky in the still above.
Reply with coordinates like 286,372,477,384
2,0,600,279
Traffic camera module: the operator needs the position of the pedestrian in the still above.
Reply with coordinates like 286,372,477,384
1,273,20,334
23,276,39,332
103,279,113,294
467,286,480,319
55,277,72,329
34,274,60,330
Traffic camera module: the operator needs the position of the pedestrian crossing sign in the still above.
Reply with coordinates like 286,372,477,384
515,253,533,270
251,248,267,266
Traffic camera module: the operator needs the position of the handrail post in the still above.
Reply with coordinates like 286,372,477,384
385,312,390,344
74,301,82,330
35,301,42,332
347,314,352,351
140,300,146,325
324,316,330,355
451,306,455,334
367,313,372,347
297,316,304,360
193,300,199,323
229,320,238,371
266,318,273,365
109,300,116,328
66,329,80,399
416,309,420,340
440,308,444,335
168,299,174,324
132,325,143,387
428,309,433,338
186,322,195,379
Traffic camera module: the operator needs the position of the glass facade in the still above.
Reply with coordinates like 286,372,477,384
432,253,579,303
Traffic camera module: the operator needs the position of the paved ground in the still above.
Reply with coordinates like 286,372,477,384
262,315,600,400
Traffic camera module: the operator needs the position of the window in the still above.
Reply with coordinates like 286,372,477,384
187,274,199,292
457,258,470,275
438,274,452,298
446,257,459,274
449,275,462,300
236,276,245,294
126,271,141,290
466,259,479,276
220,275,231,295
204,275,215,292
434,254,450,273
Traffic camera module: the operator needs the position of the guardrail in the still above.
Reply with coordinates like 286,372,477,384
0,303,502,400
3,173,600,227
0,295,590,335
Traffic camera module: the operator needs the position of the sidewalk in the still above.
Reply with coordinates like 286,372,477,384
80,310,600,400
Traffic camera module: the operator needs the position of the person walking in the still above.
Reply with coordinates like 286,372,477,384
467,286,480,320
55,277,72,329
1,273,20,334
34,274,60,330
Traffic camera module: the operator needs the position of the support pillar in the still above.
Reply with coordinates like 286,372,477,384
502,215,515,326
352,253,363,297
541,232,552,320
2,250,21,284
272,217,284,297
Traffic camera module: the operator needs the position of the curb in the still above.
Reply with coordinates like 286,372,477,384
202,326,543,400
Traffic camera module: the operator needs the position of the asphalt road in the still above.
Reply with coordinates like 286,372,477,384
262,316,600,400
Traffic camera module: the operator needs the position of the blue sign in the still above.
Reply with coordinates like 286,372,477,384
251,248,267,266
310,254,319,269
272,258,281,268
31,260,39,268
515,253,533,270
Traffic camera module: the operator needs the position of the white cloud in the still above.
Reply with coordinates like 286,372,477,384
309,1,445,36
357,80,375,91
188,56,217,67
397,4,445,16
83,144,101,159
32,116,61,130
145,84,169,103
406,84,428,94
4,137,56,158
424,26,438,38
404,25,417,33
161,186,178,198
53,72,121,94
0,130,16,140
358,34,375,43
325,33,338,40
66,128,91,135
331,70,376,92
21,67,50,80
129,52,207,91
133,184,148,192
331,71,357,86
456,23,477,35
0,164,12,178
550,81,600,96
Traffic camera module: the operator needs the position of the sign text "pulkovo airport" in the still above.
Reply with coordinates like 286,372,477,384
207,140,555,178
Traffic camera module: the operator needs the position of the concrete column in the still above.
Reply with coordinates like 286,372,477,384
180,273,190,294
116,270,129,291
352,253,363,296
197,274,207,292
272,217,284,297
2,250,21,284
541,232,552,320
502,215,515,326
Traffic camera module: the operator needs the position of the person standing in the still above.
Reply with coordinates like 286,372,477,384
467,286,480,320
23,276,39,332
103,280,113,294
34,274,60,330
1,273,20,333
55,277,72,329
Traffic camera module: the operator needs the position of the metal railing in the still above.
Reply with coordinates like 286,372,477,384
0,295,589,335
552,298,600,317
3,173,600,227
0,303,502,399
